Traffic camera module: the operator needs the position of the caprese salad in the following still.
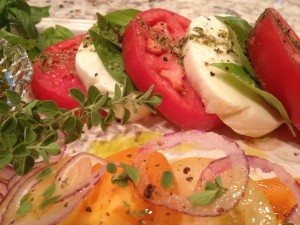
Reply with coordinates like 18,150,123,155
0,1,300,225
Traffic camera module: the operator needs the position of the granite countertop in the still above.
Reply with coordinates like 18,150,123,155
27,0,300,33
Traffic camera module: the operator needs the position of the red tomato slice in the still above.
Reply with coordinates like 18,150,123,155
248,8,300,131
122,8,222,130
31,35,87,109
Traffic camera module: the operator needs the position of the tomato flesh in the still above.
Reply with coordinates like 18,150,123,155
248,8,300,131
31,35,87,109
122,8,222,130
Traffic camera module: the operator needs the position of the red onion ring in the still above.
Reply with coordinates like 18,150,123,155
0,153,107,225
134,130,249,217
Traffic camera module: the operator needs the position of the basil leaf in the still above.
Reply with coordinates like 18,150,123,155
104,9,140,26
89,29,126,84
37,25,75,51
211,62,296,135
0,29,37,50
216,15,252,53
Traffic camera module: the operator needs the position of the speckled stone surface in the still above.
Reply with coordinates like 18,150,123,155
27,0,300,33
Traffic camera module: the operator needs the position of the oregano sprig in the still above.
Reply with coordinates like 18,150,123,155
0,84,162,176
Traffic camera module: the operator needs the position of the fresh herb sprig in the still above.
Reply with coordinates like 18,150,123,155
187,176,228,206
0,82,162,176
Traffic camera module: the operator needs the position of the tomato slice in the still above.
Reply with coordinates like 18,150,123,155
30,35,87,109
248,8,300,131
122,8,222,130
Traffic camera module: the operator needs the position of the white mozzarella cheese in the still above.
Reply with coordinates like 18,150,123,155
75,39,150,121
183,16,283,137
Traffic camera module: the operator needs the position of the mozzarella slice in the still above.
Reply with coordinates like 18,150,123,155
183,16,283,137
75,38,150,121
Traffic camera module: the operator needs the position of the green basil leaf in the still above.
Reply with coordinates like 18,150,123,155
211,62,296,136
104,9,140,26
89,29,126,84
216,15,252,53
0,29,37,50
7,0,38,39
37,25,74,51
29,5,50,23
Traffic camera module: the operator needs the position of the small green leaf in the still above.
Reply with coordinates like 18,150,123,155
161,170,174,189
70,88,86,104
40,195,60,210
41,131,58,146
16,193,33,217
6,90,21,106
36,100,59,115
91,109,101,127
0,101,10,116
61,115,76,131
13,143,30,157
36,167,53,180
120,163,140,186
13,156,35,176
121,107,130,124
0,117,17,133
106,162,117,174
43,183,57,199
112,84,121,102
0,133,17,148
104,110,115,124
87,85,101,104
187,190,218,206
42,143,61,156
0,151,13,168
24,127,37,143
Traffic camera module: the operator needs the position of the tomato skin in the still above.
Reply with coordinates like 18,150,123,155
122,8,222,130
31,35,87,109
247,8,300,131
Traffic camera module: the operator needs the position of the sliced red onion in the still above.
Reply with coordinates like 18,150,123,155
134,130,249,217
0,165,15,183
0,153,107,225
247,155,300,224
0,182,7,202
